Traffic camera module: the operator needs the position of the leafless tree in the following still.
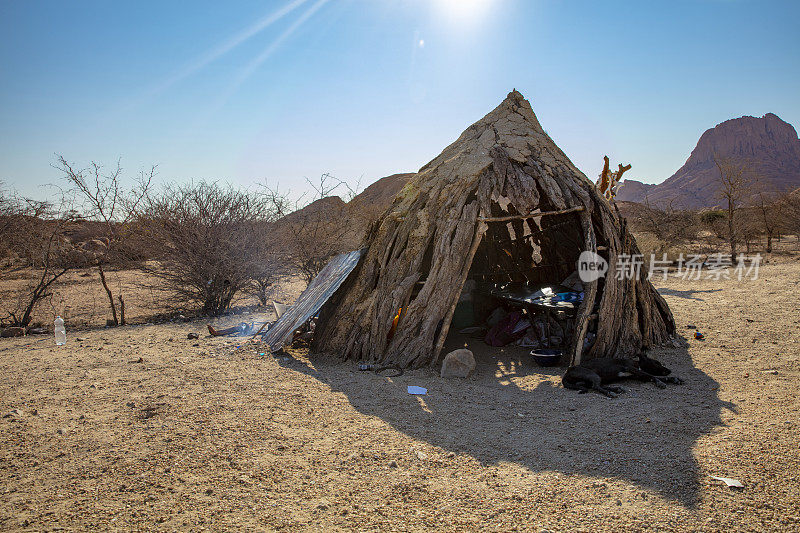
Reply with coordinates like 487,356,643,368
713,154,753,256
0,182,15,260
738,208,762,254
242,187,292,306
628,196,698,254
0,194,84,327
778,188,800,247
245,245,290,306
137,182,281,316
55,155,154,325
750,185,781,253
264,173,364,285
699,210,727,241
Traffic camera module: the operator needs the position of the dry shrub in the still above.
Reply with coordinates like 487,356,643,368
137,182,282,316
0,194,86,327
713,154,754,256
699,210,728,240
627,198,699,255
779,189,800,244
265,174,365,286
55,156,154,325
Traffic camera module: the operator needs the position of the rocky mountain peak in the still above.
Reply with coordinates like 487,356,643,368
617,113,800,208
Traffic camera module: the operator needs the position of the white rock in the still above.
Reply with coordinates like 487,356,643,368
440,349,476,378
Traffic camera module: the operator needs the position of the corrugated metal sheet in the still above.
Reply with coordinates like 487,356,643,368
262,249,364,351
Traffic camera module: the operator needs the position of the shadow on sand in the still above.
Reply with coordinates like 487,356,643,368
280,333,733,508
657,287,723,301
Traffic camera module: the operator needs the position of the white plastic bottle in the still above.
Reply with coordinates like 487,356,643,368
54,316,66,345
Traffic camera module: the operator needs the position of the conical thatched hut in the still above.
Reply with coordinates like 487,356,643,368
312,91,674,368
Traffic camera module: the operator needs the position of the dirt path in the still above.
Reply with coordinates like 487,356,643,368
1,261,799,531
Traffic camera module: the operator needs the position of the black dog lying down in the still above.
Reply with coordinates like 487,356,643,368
562,352,683,397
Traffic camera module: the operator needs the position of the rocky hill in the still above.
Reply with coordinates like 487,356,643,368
349,173,414,215
617,113,800,208
273,172,415,253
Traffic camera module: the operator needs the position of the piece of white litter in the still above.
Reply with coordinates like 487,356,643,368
407,386,427,395
710,476,744,488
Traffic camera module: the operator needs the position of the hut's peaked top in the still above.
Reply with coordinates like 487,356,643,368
413,90,585,191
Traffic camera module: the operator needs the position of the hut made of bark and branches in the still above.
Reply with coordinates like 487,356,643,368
311,91,674,368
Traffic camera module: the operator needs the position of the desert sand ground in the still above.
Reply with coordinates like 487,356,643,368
1,256,800,531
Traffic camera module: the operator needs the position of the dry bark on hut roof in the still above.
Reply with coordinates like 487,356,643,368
312,90,675,368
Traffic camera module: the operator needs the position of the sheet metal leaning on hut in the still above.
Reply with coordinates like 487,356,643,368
262,249,365,351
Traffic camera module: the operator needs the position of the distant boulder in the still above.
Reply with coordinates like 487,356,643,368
79,238,109,257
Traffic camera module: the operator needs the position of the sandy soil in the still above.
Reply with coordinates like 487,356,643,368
0,266,303,329
1,258,799,531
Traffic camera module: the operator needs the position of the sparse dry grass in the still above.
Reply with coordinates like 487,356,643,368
0,266,303,330
1,251,799,530
633,232,800,263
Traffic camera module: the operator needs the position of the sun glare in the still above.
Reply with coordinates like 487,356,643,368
435,0,494,24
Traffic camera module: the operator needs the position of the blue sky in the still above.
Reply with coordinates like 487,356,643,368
1,0,799,200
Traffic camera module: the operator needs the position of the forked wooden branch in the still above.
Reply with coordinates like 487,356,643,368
616,163,631,181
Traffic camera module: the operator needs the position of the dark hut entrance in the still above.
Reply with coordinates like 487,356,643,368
431,201,590,368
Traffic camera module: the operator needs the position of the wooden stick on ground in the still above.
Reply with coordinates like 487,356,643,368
208,324,243,337
249,321,271,341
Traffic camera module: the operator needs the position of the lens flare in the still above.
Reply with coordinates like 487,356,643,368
435,0,494,24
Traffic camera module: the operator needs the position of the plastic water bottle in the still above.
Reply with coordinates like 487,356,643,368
54,316,66,346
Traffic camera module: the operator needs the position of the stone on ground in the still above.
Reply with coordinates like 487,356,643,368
441,349,476,378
